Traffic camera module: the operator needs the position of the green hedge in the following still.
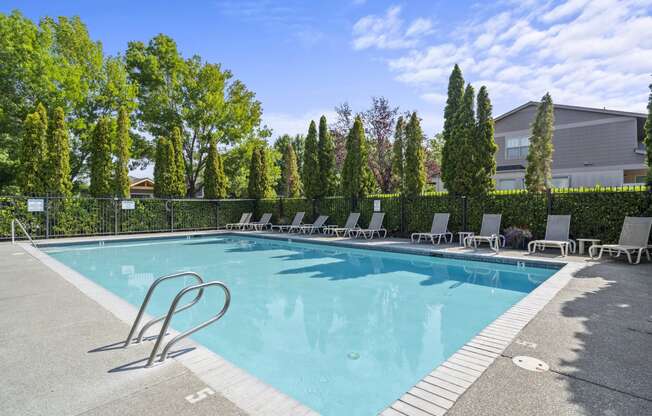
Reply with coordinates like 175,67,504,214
2,187,651,244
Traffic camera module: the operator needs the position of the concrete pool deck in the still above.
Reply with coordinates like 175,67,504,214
2,230,651,415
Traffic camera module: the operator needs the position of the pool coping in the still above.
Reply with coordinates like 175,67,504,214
20,230,583,416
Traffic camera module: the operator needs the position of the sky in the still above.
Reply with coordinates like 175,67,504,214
4,0,652,139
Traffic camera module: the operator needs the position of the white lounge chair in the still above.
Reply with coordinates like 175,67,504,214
589,217,652,264
297,215,329,234
354,212,387,239
464,214,505,252
271,212,305,232
324,213,360,237
528,215,575,257
411,213,453,244
246,213,273,231
226,212,252,230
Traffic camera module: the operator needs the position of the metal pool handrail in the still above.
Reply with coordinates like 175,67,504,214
124,271,205,347
11,218,36,247
146,281,231,367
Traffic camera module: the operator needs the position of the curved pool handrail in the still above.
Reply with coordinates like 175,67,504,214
124,271,204,347
146,281,231,367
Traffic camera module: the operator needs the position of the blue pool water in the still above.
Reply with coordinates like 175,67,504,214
43,235,556,415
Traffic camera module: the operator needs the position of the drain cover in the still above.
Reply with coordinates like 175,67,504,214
347,352,360,360
512,356,549,372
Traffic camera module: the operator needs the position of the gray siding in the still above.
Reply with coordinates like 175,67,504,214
495,105,622,134
495,106,644,170
551,121,641,169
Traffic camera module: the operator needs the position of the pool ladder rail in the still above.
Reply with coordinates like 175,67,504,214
124,271,231,367
11,218,36,247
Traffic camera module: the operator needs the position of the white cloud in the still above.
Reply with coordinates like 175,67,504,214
356,0,652,126
263,110,337,138
352,5,434,50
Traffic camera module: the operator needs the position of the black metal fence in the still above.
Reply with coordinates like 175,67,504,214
3,185,651,244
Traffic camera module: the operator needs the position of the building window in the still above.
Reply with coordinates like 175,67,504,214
550,176,570,189
505,137,529,160
497,178,524,190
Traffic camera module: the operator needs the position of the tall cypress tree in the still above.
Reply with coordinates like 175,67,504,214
153,136,177,198
46,107,72,197
448,84,476,196
248,146,267,199
89,116,114,197
114,107,131,198
391,116,405,193
170,127,186,197
342,116,377,198
525,93,555,192
281,142,302,197
203,138,227,199
440,64,465,192
475,86,497,194
302,121,320,199
644,83,652,183
318,115,337,196
404,112,427,198
20,104,48,195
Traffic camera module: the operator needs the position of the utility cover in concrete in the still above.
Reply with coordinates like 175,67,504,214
512,356,549,372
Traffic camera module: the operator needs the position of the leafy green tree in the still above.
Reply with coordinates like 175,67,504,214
318,115,338,195
114,107,131,198
447,84,477,196
126,34,261,196
302,121,321,198
644,83,652,183
0,12,136,188
203,138,227,199
404,112,427,198
342,116,377,198
224,138,280,198
475,86,497,194
153,136,177,198
19,104,48,195
425,133,444,188
46,107,73,196
391,116,405,193
170,127,186,196
273,134,304,194
440,64,465,192
89,117,114,197
525,93,555,192
281,142,302,197
248,146,268,199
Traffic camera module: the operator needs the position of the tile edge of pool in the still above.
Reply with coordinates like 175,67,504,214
19,231,583,416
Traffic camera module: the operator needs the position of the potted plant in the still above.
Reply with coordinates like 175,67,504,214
504,226,533,250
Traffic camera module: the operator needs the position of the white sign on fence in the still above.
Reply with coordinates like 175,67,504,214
373,199,381,212
121,200,136,210
27,198,44,212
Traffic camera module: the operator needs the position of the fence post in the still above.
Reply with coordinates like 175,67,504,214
461,196,468,232
170,200,175,232
312,198,317,219
114,198,119,235
45,195,50,239
400,194,406,235
546,189,553,216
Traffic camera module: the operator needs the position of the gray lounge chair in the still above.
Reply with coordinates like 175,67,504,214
589,217,652,264
298,215,329,234
411,213,452,244
354,212,387,239
464,214,505,252
528,215,576,257
226,212,252,230
271,212,305,232
325,213,360,237
246,213,273,231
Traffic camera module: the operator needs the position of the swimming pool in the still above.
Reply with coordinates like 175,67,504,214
42,234,557,416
